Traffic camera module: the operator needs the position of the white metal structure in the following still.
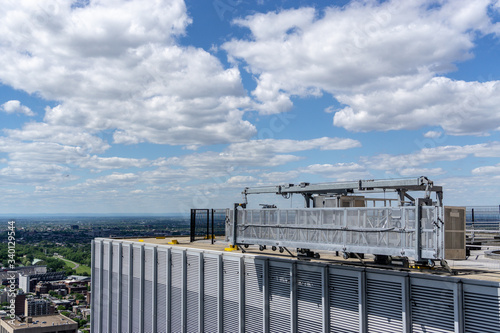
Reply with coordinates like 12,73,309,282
227,177,465,262
91,238,500,333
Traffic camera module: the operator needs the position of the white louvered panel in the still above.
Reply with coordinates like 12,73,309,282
131,246,142,333
297,268,323,333
366,277,403,333
120,245,130,331
223,259,239,333
186,254,199,333
464,285,500,333
157,249,167,333
93,241,101,331
245,261,264,333
144,248,154,333
204,256,219,333
329,272,359,333
171,251,183,333
111,244,120,332
101,243,110,332
269,264,291,333
411,283,455,333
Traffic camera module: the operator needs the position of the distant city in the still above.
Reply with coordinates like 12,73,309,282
0,215,191,332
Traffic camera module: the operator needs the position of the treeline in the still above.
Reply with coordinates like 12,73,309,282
0,241,91,271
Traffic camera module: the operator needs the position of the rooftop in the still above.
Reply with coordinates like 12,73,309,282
102,236,500,283
0,314,77,330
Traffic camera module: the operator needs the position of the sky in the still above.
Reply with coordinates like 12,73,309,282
0,0,499,214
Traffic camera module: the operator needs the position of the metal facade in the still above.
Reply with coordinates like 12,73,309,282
91,239,500,333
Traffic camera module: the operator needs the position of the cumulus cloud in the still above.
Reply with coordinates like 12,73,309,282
0,100,34,116
423,130,443,138
471,164,500,176
363,142,500,171
299,163,370,180
0,0,254,146
333,77,500,135
224,0,500,134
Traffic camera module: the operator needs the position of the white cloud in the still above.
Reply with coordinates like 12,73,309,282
299,163,370,180
363,142,500,171
423,130,443,138
397,167,445,177
471,164,500,176
0,100,34,116
223,0,500,134
162,137,361,173
333,77,500,135
0,0,255,146
227,175,257,184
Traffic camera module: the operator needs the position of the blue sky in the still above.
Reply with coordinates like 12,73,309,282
0,0,499,214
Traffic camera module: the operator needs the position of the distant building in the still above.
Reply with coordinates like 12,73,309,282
0,291,26,316
0,314,77,332
14,293,25,317
18,272,66,293
25,298,54,316
1,266,47,287
70,225,79,230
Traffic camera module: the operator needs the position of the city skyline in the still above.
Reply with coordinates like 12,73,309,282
1,0,500,214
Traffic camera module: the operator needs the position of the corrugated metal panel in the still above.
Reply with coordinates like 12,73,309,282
297,266,323,332
144,248,154,333
120,245,130,331
131,246,142,333
111,244,120,333
93,241,101,332
245,260,264,333
329,269,359,333
187,254,200,333
464,284,500,333
102,243,109,332
157,249,168,333
366,273,403,333
223,258,240,333
411,281,455,333
204,255,219,333
171,251,183,333
269,263,291,333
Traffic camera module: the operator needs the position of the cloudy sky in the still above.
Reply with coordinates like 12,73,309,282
0,0,499,214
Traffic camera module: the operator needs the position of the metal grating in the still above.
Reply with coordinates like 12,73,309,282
131,246,141,333
297,267,323,332
269,264,291,333
366,275,403,332
329,270,359,333
91,240,500,333
171,251,183,333
120,245,130,331
144,248,154,333
156,249,168,332
464,285,500,333
204,256,219,333
411,284,455,333
93,241,101,332
111,244,120,332
187,254,200,333
102,243,109,332
245,261,264,333
223,258,240,333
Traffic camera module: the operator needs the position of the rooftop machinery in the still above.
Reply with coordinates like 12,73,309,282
226,177,466,266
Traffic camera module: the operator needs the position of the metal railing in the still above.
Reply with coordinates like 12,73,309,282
466,206,500,241
190,209,227,243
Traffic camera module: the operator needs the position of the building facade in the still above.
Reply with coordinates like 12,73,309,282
91,238,500,333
